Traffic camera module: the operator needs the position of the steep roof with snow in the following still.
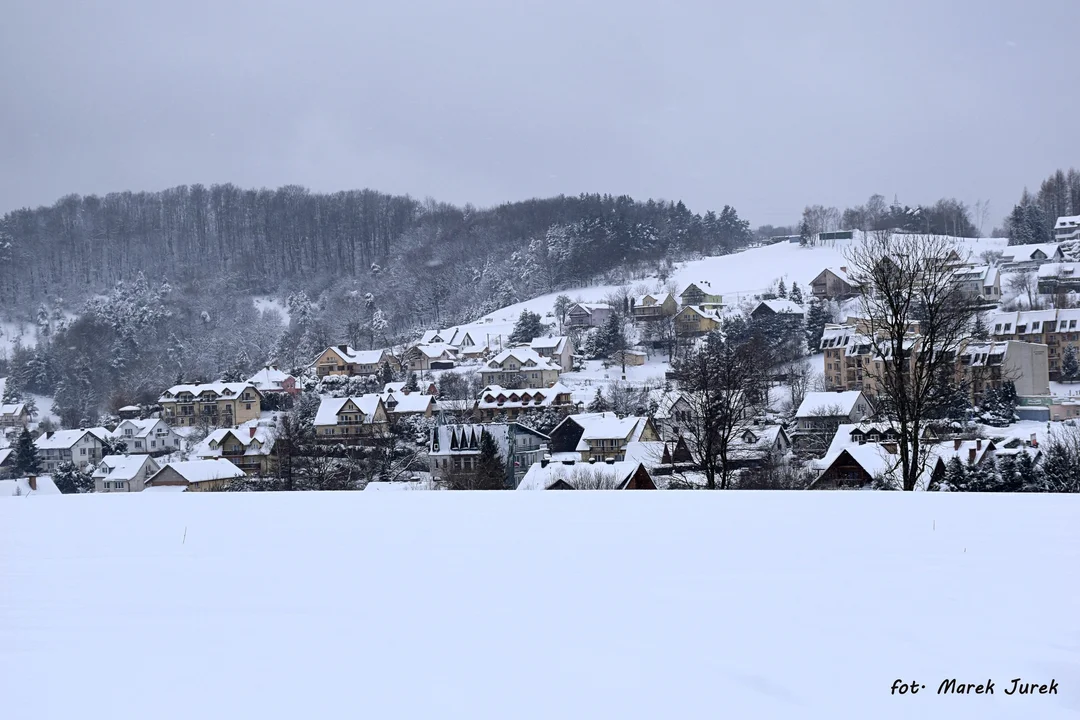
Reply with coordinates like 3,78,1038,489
380,391,435,414
35,428,110,450
92,454,157,481
247,366,295,392
197,427,276,458
111,418,169,440
1056,215,1080,230
517,460,645,490
313,395,385,426
152,459,245,484
159,382,257,402
476,383,573,410
1037,262,1080,278
311,346,388,367
557,413,650,451
529,336,568,352
1001,243,1063,262
795,391,867,418
0,402,26,417
0,475,60,496
756,299,804,315
412,343,459,359
0,448,11,466
484,347,560,371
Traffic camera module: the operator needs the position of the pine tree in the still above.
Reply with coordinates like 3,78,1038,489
971,313,989,340
777,279,787,298
587,387,608,412
941,456,968,491
804,300,834,352
404,371,419,393
101,436,128,456
789,282,803,305
508,309,545,344
13,428,40,475
1062,344,1079,382
474,430,507,490
53,461,94,494
379,361,395,386
995,454,1023,492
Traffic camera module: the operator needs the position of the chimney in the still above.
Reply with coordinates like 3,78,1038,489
954,439,962,451
976,438,982,450
249,427,257,438
540,459,549,469
27,475,37,491
968,448,977,464
839,266,847,273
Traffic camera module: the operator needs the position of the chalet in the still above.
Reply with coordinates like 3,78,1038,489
158,382,262,428
809,267,861,300
516,458,656,490
674,305,722,337
679,282,723,310
793,391,872,450
811,445,898,489
144,459,246,492
568,303,615,329
247,365,301,396
405,343,459,371
92,454,161,493
383,380,438,396
0,402,29,429
750,299,805,320
313,395,390,442
529,335,575,372
630,293,678,322
548,412,660,462
110,418,181,455
428,423,551,484
196,426,277,475
1056,215,1080,242
727,425,792,468
479,348,561,389
310,346,399,377
34,428,110,472
475,383,574,422
952,265,1001,300
380,390,436,418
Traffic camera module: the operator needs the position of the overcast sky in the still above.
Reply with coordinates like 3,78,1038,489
1,0,1076,228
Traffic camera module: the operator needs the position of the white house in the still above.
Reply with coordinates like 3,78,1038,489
1054,215,1080,242
529,336,575,372
34,428,111,472
479,348,561,389
92,454,162,493
111,418,181,455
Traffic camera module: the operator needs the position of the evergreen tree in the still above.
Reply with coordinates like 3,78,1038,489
789,282,803,305
1007,202,1051,245
378,361,395,387
940,456,968,491
970,313,989,340
777,279,787,298
799,218,812,246
404,371,419,393
804,300,834,353
979,381,1017,427
587,387,608,412
966,458,999,492
474,430,508,490
53,461,94,494
508,309,545,344
1062,344,1079,382
1015,450,1043,491
13,428,40,475
995,454,1023,492
101,436,128,456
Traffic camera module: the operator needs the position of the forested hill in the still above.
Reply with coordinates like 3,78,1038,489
0,184,753,326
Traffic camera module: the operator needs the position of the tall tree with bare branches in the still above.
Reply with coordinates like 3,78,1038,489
845,232,976,490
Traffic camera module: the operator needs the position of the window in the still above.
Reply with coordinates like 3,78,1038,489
245,403,252,410
1004,324,1012,331
135,441,143,449
124,429,133,437
151,441,156,448
1032,322,1041,331
80,448,86,456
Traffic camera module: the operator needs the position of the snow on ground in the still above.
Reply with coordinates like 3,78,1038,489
253,296,290,323
0,319,39,357
2,492,1078,719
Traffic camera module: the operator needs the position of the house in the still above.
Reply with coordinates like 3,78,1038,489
727,425,792,468
34,428,110,472
956,341,1049,404
92,454,161,493
380,391,436,418
0,474,60,497
247,365,300,396
926,438,998,484
196,426,276,475
750,299,805,320
420,328,492,360
111,418,181,455
809,267,861,300
793,391,872,450
0,448,14,476
1037,262,1080,295
475,383,575,422
674,305,722,337
1000,243,1065,269
428,423,551,484
811,445,898,489
988,309,1077,379
630,293,678,322
517,458,656,490
567,303,614,329
623,437,696,474
313,395,389,442
611,349,647,367
0,403,29,429
158,382,262,428
383,380,438,396
843,422,939,449
310,346,399,378
529,335,575,372
1056,215,1080,242
653,392,696,441
405,343,459,371
679,282,723,310
117,405,141,420
144,459,246,492
548,412,660,462
952,265,1001,300
479,348,561,389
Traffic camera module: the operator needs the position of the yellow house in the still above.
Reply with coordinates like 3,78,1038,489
197,426,277,475
313,395,390,443
631,293,678,322
311,345,400,377
143,459,246,492
674,306,722,336
158,383,263,427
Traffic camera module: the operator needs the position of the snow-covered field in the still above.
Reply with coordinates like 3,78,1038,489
2,491,1078,719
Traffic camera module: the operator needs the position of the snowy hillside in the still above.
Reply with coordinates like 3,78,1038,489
1,491,1077,718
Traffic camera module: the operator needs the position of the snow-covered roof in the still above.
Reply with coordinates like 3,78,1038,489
954,265,999,284
0,403,26,417
153,459,245,484
1001,243,1063,261
364,479,442,491
381,391,435,414
558,412,649,452
312,346,387,367
676,305,723,321
820,266,859,285
517,460,645,490
111,418,167,440
92,454,156,481
0,475,60,497
1056,215,1080,230
118,405,140,412
421,328,459,345
412,343,459,359
529,336,568,352
795,391,866,418
197,427,276,458
756,299,804,315
1037,262,1079,278
247,366,295,391
383,380,436,394
313,395,385,426
570,303,612,313
682,281,718,295
0,448,11,466
35,428,109,450
142,484,188,493
476,383,573,410
484,347,560,371
815,444,902,485
621,441,673,468
159,382,257,402
430,422,548,458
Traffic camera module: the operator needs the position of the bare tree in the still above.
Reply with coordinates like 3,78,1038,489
437,371,478,423
846,232,976,491
974,199,991,237
673,332,770,489
1007,270,1039,310
793,403,845,456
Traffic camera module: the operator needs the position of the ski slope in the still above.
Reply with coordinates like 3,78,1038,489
1,490,1077,719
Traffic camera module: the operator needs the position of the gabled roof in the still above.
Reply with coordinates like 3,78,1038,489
553,412,650,452
681,281,718,296
313,395,386,426
1056,215,1080,230
795,391,867,418
1002,242,1063,261
198,427,276,457
816,267,859,285
569,303,612,314
421,328,459,345
159,382,258,402
151,459,245,484
0,448,13,467
476,383,573,410
675,305,722,322
112,418,169,440
0,403,26,417
0,475,60,496
516,460,647,490
35,428,110,450
247,366,296,391
754,299,804,315
1037,262,1080,279
430,422,550,458
92,454,156,481
412,343,459,359
529,336,568,353
380,391,435,414
484,348,560,372
311,345,388,367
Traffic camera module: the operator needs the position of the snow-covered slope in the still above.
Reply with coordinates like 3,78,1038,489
1,491,1077,719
